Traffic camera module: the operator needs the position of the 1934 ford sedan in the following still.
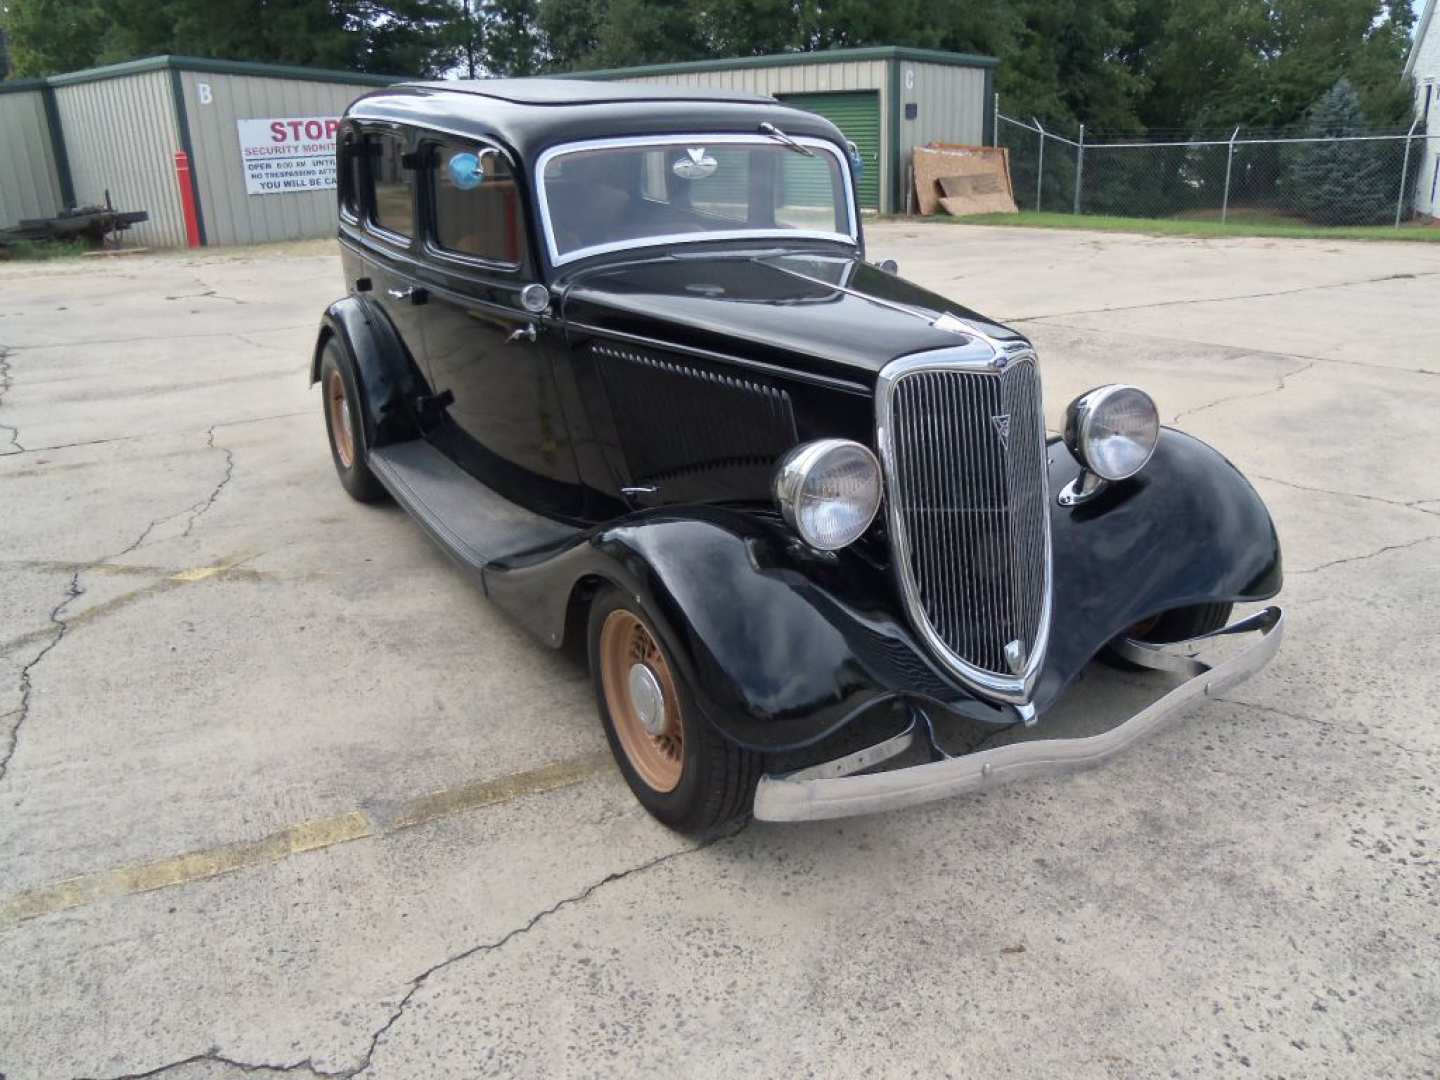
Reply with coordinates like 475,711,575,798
311,79,1284,833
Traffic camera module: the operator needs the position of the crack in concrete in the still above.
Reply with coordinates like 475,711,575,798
0,428,237,784
163,290,246,306
1251,473,1440,516
77,1050,342,1079
0,412,308,458
0,577,76,783
0,345,22,454
1290,533,1440,576
6,325,308,352
346,818,750,1078
1008,269,1440,324
1214,696,1430,759
1170,358,1315,425
179,427,236,539
1012,317,1440,378
82,820,750,1080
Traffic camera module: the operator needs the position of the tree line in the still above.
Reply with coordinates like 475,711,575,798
0,0,1422,135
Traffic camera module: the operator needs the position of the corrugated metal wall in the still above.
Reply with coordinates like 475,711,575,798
614,61,892,211
52,72,186,247
178,71,375,246
0,88,64,228
898,61,987,160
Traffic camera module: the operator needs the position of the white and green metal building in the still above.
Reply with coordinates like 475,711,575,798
1,46,995,246
576,47,999,215
0,55,397,247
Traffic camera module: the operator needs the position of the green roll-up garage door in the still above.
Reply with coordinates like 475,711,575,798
778,91,881,211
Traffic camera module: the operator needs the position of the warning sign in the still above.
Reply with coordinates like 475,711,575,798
237,116,341,196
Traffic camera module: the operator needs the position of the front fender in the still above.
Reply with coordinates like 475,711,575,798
482,509,992,751
311,295,426,449
481,430,1281,752
1033,428,1282,710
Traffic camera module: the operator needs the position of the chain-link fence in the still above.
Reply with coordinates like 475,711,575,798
995,105,1434,227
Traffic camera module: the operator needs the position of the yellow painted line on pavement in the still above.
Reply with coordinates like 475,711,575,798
392,751,611,830
0,753,612,929
0,813,374,926
168,553,255,582
0,553,260,654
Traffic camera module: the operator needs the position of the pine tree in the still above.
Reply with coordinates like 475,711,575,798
1289,78,1395,225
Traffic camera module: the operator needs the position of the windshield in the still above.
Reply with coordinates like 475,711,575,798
537,135,856,266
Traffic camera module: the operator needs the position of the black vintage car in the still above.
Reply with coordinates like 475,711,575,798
312,79,1284,832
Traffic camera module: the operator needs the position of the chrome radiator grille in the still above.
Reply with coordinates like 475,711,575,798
880,353,1051,697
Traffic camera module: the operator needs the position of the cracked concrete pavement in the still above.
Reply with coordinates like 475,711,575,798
1,225,1437,1078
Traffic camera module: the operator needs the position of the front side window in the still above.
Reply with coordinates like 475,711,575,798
538,135,855,265
369,131,413,238
429,141,524,266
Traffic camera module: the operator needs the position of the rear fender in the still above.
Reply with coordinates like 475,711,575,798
311,295,426,449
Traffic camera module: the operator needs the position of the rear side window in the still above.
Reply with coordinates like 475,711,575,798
429,141,523,266
370,132,413,238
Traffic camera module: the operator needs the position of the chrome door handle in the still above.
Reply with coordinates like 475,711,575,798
386,287,413,300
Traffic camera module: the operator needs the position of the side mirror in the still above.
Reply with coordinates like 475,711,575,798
875,259,898,275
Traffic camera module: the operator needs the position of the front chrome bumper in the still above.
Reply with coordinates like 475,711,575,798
753,606,1285,823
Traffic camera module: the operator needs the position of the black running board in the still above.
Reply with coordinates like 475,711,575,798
368,441,579,588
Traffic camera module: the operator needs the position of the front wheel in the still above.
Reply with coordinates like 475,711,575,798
588,586,760,834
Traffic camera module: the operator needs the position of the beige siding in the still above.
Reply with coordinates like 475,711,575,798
896,61,988,175
53,71,186,247
0,89,64,227
179,71,376,246
898,61,990,157
614,61,892,210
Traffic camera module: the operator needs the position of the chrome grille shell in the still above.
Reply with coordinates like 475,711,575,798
875,338,1053,705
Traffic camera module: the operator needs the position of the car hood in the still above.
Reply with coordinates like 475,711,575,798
559,251,1028,386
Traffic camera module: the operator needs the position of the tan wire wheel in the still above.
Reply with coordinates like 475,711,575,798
599,609,685,793
326,368,355,469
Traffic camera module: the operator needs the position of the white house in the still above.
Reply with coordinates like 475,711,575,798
1407,0,1440,218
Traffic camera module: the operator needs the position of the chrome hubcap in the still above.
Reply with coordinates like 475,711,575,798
628,662,667,737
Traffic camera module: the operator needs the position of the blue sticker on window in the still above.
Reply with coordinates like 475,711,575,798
447,152,484,190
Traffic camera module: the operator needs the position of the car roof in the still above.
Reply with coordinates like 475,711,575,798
345,80,848,166
401,77,775,107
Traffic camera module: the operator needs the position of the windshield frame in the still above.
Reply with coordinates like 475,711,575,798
534,133,859,268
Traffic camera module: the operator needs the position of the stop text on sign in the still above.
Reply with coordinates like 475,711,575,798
236,115,341,197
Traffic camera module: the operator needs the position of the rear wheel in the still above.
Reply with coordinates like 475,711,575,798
1101,602,1233,669
588,586,760,833
319,339,386,503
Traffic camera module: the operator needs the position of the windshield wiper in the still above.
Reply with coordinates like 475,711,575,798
758,122,815,157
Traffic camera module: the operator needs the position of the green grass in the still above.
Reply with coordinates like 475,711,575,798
936,210,1440,242
0,238,92,261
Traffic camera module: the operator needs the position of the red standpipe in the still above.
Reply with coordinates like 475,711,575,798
174,150,201,248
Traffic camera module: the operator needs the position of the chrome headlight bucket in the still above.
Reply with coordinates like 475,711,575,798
1060,384,1160,505
774,438,882,551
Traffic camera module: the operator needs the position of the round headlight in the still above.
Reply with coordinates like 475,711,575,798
773,439,882,551
1065,384,1159,481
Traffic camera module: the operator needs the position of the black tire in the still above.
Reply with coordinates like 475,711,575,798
1100,601,1234,670
587,586,760,834
319,338,387,503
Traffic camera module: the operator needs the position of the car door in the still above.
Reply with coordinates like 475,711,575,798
411,134,584,519
355,125,429,376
